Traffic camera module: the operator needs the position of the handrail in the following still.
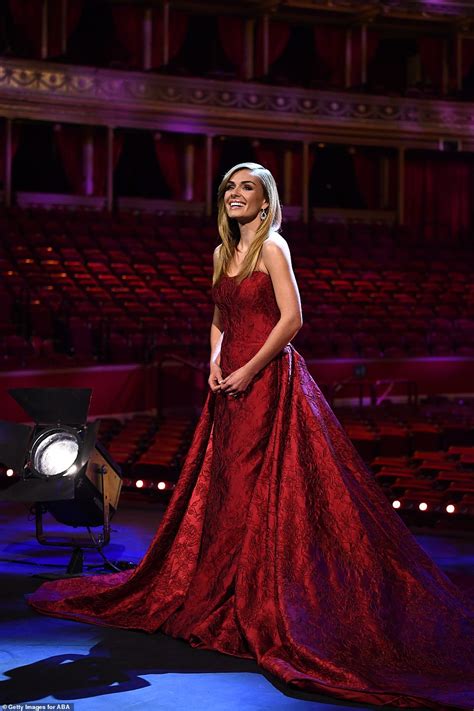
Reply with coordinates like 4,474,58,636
331,377,418,408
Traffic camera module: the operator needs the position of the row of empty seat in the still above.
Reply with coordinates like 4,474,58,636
98,397,474,523
0,208,473,366
338,399,474,458
99,413,195,475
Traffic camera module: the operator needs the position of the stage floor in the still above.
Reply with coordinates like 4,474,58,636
1,494,473,711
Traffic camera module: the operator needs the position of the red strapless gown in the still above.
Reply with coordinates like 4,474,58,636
29,271,474,710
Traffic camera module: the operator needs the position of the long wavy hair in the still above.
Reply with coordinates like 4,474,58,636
212,162,282,286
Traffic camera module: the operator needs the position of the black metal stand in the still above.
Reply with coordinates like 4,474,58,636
66,547,84,575
32,479,111,579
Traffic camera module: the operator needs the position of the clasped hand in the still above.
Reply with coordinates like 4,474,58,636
208,362,255,397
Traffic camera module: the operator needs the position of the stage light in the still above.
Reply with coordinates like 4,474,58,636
0,388,122,575
124,477,175,493
419,502,428,511
6,468,14,477
446,504,455,514
392,500,401,509
32,429,80,478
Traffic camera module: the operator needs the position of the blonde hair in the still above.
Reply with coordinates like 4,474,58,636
213,162,282,286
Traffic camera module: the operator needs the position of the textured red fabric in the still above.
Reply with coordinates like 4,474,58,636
29,271,474,709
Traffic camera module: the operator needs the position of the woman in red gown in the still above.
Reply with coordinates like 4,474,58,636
29,163,474,710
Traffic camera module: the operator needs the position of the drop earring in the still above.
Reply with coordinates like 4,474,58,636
260,208,267,221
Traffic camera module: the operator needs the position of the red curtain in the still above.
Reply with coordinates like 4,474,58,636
150,8,189,70
352,27,380,86
351,28,361,86
53,124,84,194
0,123,5,185
367,30,380,80
154,133,183,200
290,147,303,206
188,136,226,203
353,149,379,209
314,25,346,87
255,19,291,77
0,122,20,187
418,36,444,89
218,15,246,79
93,129,124,196
92,130,106,197
192,138,207,203
188,136,224,203
212,137,224,183
387,153,397,210
254,142,282,190
462,38,474,80
405,154,474,241
9,0,43,57
47,0,84,57
111,5,144,69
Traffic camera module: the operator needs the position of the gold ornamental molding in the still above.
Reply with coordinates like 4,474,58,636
1,58,474,149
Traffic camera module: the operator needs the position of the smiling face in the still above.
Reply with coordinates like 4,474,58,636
224,168,269,224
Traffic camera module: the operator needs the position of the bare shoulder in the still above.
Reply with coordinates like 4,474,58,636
262,232,289,251
261,233,292,269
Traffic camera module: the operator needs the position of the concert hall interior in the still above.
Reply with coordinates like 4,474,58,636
0,1,474,710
